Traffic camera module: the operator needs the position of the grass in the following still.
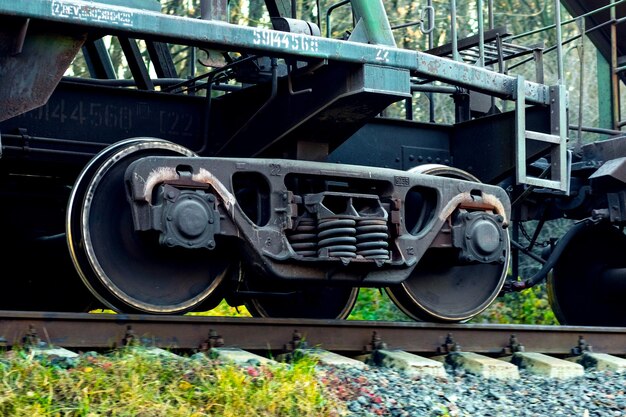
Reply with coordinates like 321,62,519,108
0,347,346,417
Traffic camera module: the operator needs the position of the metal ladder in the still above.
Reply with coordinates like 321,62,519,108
514,75,570,193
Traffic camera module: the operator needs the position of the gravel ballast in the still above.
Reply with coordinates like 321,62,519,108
317,362,626,417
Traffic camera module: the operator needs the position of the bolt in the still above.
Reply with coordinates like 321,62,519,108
208,329,224,348
123,325,136,346
367,331,387,351
207,240,216,249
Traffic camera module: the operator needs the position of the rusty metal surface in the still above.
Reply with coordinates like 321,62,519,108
1,310,625,356
0,22,86,122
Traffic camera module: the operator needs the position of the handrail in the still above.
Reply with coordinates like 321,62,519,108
325,0,350,38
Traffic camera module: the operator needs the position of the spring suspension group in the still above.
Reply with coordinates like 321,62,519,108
287,193,390,262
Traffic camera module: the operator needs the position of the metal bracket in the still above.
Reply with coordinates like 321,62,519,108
501,334,525,355
284,329,308,352
571,335,593,356
22,325,44,348
437,333,461,354
364,331,388,352
122,325,137,346
199,329,225,352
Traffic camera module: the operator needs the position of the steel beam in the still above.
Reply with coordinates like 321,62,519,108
0,0,550,105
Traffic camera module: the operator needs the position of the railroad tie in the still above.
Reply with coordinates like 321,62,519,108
282,348,368,369
566,352,626,373
432,352,520,380
363,349,447,378
501,352,584,379
211,347,278,366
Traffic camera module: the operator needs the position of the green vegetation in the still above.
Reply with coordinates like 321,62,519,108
471,284,558,325
343,286,558,325
193,285,558,325
0,347,344,417
346,288,411,322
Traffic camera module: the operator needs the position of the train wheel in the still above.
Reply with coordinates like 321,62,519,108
242,270,359,319
385,250,509,322
385,164,509,322
66,138,229,314
547,223,626,326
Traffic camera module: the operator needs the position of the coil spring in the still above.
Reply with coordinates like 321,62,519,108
287,216,317,257
356,218,390,260
317,218,357,258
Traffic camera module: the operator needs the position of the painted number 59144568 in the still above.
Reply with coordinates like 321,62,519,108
253,29,318,53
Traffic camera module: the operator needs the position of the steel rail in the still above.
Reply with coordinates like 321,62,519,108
1,311,625,356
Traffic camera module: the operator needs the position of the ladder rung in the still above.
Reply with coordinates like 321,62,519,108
523,177,563,189
525,130,561,144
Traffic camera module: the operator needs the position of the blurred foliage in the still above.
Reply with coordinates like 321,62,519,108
346,288,411,322
188,300,252,317
470,284,558,325
185,284,559,325
345,285,558,325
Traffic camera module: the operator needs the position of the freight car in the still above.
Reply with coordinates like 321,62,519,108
0,0,624,326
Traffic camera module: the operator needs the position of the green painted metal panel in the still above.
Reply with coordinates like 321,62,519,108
0,0,550,105
362,65,410,96
350,0,396,46
596,49,614,130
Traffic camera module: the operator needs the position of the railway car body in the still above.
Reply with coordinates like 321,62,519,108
0,0,624,325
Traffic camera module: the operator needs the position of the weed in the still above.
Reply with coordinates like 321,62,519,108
0,347,346,417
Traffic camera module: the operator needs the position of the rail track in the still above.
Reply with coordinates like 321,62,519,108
3,312,625,417
2,310,625,359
